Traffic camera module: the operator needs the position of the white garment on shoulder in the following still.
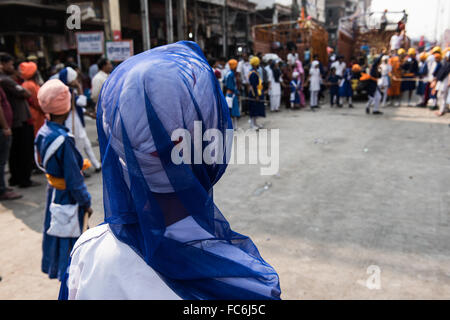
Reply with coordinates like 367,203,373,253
67,215,275,299
67,224,182,300
237,61,251,84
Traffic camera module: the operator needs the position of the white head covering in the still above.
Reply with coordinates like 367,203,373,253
66,67,78,84
49,66,78,84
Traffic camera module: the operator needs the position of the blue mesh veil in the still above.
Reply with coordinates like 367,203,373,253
97,41,281,300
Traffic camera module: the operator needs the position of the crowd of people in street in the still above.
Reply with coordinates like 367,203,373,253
0,53,111,201
0,51,115,281
0,25,449,297
211,29,450,127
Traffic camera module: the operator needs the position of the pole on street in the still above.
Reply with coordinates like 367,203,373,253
140,0,151,51
177,0,187,41
222,0,228,57
108,0,121,40
194,0,198,42
166,0,174,43
102,1,112,41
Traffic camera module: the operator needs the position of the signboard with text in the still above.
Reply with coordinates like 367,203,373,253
76,31,104,55
106,40,134,62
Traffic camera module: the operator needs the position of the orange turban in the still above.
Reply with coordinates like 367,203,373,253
419,52,428,61
37,79,71,115
434,53,442,61
19,62,37,80
351,64,361,73
228,59,238,69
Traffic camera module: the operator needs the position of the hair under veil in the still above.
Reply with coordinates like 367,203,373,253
97,41,281,300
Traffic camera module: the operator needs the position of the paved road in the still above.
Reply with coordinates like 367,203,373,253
1,103,449,299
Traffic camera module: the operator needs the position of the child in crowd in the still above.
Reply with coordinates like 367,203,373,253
326,67,340,107
290,71,301,109
34,79,92,281
338,66,354,108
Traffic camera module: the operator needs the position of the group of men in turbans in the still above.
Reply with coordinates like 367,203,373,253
383,46,450,116
0,54,103,202
223,55,266,130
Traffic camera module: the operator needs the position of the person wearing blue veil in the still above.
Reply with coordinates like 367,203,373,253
58,41,281,300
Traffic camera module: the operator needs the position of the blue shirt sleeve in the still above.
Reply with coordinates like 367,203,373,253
61,138,91,209
249,72,260,97
225,72,237,93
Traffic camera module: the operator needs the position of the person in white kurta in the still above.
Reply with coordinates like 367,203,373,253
309,61,322,109
64,101,101,171
267,63,282,112
51,67,101,171
435,52,450,116
378,56,392,107
91,58,113,108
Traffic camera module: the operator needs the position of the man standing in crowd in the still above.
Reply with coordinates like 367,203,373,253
0,53,39,189
388,49,403,106
223,59,241,129
331,55,346,106
52,66,102,173
248,56,265,129
400,48,419,106
237,52,251,114
434,51,450,117
91,58,113,107
390,30,404,52
331,55,346,78
19,61,45,136
88,62,99,83
0,63,22,200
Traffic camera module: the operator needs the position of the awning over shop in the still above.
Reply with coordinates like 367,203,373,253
0,1,67,35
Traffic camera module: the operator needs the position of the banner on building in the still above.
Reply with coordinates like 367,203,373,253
76,31,104,55
106,40,134,62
